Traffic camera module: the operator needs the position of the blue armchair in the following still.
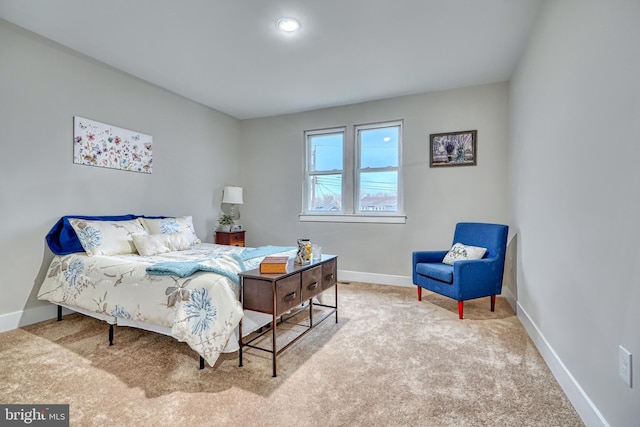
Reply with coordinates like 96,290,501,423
412,222,509,319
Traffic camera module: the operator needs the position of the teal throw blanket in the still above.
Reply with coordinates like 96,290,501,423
146,260,239,284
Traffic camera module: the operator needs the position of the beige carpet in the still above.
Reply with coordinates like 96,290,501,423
0,282,583,426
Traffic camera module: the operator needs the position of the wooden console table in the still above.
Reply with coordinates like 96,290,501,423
238,255,338,377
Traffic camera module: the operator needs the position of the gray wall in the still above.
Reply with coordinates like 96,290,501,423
509,1,640,425
0,20,241,326
5,2,637,423
239,83,509,281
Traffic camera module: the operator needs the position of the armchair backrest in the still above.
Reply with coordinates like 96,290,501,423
452,222,509,264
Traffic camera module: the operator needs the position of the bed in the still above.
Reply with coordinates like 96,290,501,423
37,215,296,367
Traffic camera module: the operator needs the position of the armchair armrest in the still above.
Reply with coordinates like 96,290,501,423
412,250,448,265
453,257,504,300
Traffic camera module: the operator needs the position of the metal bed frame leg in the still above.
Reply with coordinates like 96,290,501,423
58,305,207,370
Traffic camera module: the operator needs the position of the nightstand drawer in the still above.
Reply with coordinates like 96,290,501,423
230,233,243,243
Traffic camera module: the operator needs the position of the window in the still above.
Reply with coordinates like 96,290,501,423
303,120,403,223
356,121,402,214
304,127,345,213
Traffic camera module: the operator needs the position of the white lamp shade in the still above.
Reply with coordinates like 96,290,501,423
222,186,244,205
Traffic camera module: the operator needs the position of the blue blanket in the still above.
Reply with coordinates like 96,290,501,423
146,245,296,280
146,259,240,284
232,245,296,271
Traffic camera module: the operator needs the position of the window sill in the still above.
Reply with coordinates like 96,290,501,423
299,214,406,224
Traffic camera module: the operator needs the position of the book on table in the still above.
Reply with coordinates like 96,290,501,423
259,256,290,274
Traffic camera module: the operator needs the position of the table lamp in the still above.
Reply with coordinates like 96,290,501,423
222,186,244,221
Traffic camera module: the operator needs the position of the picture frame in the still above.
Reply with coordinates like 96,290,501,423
73,116,153,174
429,130,477,167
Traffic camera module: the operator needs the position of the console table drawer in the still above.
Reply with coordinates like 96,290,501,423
275,274,301,314
242,277,274,313
321,258,337,290
301,265,322,301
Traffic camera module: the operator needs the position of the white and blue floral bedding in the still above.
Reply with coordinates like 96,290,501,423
37,243,295,366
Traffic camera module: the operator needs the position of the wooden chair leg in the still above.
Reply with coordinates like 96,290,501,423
490,295,496,312
457,301,464,319
417,286,422,301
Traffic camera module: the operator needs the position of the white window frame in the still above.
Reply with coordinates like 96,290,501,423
301,120,405,224
303,127,346,215
354,120,403,216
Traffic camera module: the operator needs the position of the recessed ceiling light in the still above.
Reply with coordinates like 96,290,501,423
277,17,300,33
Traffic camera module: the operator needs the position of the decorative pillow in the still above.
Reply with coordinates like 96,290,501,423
132,232,192,256
69,218,147,256
442,242,487,265
139,216,201,244
46,214,141,255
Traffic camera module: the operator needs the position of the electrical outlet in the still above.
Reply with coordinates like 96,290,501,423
619,346,632,387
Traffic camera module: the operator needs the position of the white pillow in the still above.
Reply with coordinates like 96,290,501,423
69,218,147,256
132,232,192,256
442,242,487,265
139,216,201,244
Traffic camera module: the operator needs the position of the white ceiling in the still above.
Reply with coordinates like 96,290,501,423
0,0,542,120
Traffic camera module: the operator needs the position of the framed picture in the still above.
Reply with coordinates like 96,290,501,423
73,116,153,174
429,130,477,167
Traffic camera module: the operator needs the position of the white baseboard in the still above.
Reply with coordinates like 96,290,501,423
517,303,609,427
337,270,517,306
501,286,517,313
338,269,413,287
0,304,71,333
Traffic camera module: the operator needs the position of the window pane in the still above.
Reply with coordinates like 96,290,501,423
310,133,343,172
360,127,399,169
359,171,397,212
308,174,342,211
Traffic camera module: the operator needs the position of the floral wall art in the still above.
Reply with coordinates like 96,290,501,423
429,130,477,167
73,116,153,173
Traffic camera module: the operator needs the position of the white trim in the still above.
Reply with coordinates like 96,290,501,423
0,304,73,333
517,303,609,427
501,286,517,314
354,120,404,215
338,270,413,287
300,214,406,224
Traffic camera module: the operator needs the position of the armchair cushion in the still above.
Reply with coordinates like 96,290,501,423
442,242,487,265
415,262,454,284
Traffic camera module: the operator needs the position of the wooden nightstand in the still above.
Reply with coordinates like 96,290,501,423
215,230,245,247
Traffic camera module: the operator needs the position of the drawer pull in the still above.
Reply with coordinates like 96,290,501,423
283,292,297,302
307,282,319,290
325,274,334,280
